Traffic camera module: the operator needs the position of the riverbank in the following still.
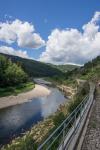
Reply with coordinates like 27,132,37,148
1,82,77,149
0,82,35,97
0,79,75,149
1,101,68,150
57,84,76,99
44,77,76,98
0,84,51,109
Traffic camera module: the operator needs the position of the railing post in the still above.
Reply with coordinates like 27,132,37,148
62,123,66,149
74,110,76,129
80,102,83,117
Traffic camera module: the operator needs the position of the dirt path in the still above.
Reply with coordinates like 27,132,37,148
81,86,100,150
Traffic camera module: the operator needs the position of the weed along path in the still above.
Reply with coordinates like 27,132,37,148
81,86,100,150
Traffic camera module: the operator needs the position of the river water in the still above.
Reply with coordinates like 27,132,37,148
0,79,66,146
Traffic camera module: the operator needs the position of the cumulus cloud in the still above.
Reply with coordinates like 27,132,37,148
0,46,29,58
39,12,100,65
0,19,45,49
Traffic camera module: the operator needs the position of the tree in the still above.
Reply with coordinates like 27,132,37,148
5,63,28,86
0,54,28,87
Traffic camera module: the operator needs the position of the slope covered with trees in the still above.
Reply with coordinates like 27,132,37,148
0,54,34,97
49,56,100,86
65,56,100,81
0,55,28,87
0,53,63,77
1,54,99,149
48,63,79,73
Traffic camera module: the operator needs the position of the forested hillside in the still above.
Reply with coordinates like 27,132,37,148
50,56,100,86
0,53,99,85
0,53,63,77
47,64,79,73
0,55,28,87
0,54,34,97
66,56,100,81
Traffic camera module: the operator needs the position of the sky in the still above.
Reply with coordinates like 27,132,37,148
0,0,100,65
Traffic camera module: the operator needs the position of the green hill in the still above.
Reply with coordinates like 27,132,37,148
49,56,100,86
66,56,100,81
53,64,79,72
0,53,63,77
0,53,99,83
0,54,35,97
47,63,79,73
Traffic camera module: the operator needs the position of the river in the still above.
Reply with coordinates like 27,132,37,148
0,79,66,146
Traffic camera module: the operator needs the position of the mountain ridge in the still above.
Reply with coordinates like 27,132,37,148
0,53,63,77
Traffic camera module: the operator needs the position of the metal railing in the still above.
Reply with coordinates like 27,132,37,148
38,83,95,150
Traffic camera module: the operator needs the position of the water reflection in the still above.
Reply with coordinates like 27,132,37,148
0,86,66,145
40,87,65,117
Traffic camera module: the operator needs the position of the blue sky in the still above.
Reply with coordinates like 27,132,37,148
0,0,100,64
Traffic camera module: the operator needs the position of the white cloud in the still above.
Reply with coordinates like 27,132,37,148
39,12,100,65
0,46,29,58
0,19,45,49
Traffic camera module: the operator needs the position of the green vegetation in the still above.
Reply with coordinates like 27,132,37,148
0,53,99,84
47,75,77,87
65,56,100,81
0,53,63,77
39,82,90,150
0,54,100,150
67,82,89,113
53,112,65,127
2,81,89,150
0,54,35,97
0,55,28,87
0,82,35,97
2,134,38,150
52,81,89,127
47,56,100,87
48,63,79,73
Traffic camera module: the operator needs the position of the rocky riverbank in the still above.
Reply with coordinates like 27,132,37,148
57,84,76,99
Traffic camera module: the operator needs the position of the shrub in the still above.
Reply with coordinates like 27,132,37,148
53,112,65,127
2,135,38,150
0,55,28,87
68,82,89,113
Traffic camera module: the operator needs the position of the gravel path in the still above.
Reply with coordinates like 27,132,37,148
81,87,100,150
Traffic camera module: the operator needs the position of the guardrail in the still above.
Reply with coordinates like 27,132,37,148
38,83,95,150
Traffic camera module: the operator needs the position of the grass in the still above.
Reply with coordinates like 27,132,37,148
2,134,38,150
1,81,89,150
0,82,35,97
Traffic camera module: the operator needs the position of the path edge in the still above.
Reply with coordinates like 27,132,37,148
75,99,95,150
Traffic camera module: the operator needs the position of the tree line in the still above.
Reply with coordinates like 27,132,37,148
0,54,28,87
